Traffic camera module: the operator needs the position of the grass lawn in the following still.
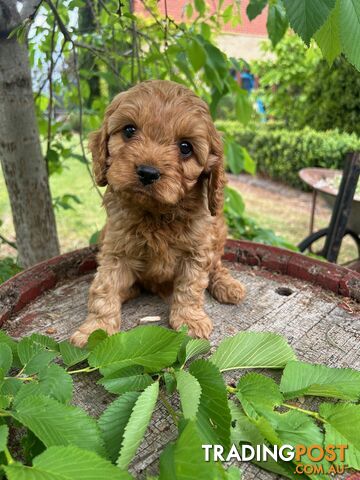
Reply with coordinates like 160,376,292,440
0,153,357,266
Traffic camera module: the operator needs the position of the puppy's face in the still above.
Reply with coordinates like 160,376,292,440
90,80,225,215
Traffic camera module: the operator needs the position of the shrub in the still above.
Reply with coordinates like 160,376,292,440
217,121,360,190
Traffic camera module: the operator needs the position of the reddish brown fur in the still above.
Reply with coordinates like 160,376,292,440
70,80,245,346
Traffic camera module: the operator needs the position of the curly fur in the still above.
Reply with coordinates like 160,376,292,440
70,80,245,346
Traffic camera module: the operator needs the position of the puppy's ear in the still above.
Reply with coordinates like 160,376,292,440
207,129,227,216
89,127,109,187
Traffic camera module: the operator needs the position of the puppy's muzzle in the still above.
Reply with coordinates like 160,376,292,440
137,165,161,185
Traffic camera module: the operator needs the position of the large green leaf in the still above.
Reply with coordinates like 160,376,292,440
177,338,210,365
320,402,360,470
339,0,360,70
0,424,8,452
247,0,267,20
315,0,341,64
175,370,201,420
13,395,104,455
236,373,283,418
88,326,184,375
267,1,289,47
283,0,336,45
280,361,360,400
14,364,73,405
189,360,231,450
98,392,140,462
159,420,229,480
4,445,132,480
0,343,13,374
117,381,159,469
98,365,153,395
59,341,89,367
210,332,296,372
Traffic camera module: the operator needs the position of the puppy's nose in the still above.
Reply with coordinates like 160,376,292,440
137,165,161,185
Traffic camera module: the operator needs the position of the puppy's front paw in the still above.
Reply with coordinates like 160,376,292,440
170,310,213,339
70,314,120,347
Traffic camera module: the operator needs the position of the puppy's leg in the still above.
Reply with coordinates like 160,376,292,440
208,261,246,304
70,259,136,347
169,261,213,339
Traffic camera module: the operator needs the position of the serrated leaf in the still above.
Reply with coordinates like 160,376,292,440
0,343,13,374
320,402,360,469
87,329,109,351
210,332,296,372
236,373,283,418
189,360,231,450
0,424,8,452
280,360,360,400
88,326,184,375
178,338,210,365
159,420,228,480
117,381,159,469
267,1,289,47
0,331,20,367
98,392,140,462
339,0,360,70
4,445,132,480
283,0,336,45
247,0,267,20
1,377,22,397
188,39,206,72
98,365,153,394
18,334,58,369
13,395,104,455
163,372,176,395
315,0,341,64
175,370,201,419
14,364,73,405
59,341,89,367
23,350,58,375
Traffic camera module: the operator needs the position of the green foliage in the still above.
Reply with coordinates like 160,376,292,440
218,121,360,190
0,326,359,478
254,34,360,135
0,258,21,285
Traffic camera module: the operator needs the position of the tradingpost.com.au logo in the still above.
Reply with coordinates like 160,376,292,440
202,443,348,476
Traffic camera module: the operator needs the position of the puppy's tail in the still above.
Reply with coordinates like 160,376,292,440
208,261,246,304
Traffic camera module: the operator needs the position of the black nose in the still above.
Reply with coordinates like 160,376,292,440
136,165,161,185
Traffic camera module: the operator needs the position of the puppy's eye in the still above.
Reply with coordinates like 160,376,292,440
122,124,137,139
179,141,193,158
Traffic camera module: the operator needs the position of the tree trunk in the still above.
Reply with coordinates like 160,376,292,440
0,0,60,267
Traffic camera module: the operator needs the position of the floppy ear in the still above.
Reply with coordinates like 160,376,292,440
89,127,109,187
207,129,227,216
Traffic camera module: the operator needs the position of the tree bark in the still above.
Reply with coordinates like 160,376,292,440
0,0,60,267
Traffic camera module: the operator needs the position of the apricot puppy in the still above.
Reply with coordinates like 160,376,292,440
70,80,245,347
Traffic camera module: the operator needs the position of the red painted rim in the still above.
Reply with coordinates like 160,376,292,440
0,240,359,326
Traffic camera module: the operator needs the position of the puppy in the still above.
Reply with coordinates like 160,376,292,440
70,80,245,347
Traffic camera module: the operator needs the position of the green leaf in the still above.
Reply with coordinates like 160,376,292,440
320,402,360,469
98,365,153,394
247,0,267,20
14,364,73,405
188,39,206,72
23,350,58,375
315,0,341,64
4,445,132,480
175,370,201,419
159,420,228,480
280,360,360,400
98,392,140,462
59,340,89,367
339,0,360,70
235,90,253,124
0,331,19,367
189,360,231,450
194,0,206,15
17,334,58,369
236,373,283,418
177,338,210,365
224,186,245,216
0,424,8,452
117,381,159,469
88,326,184,375
283,0,336,45
210,332,296,372
87,329,109,350
13,395,104,455
0,343,13,374
266,1,289,47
